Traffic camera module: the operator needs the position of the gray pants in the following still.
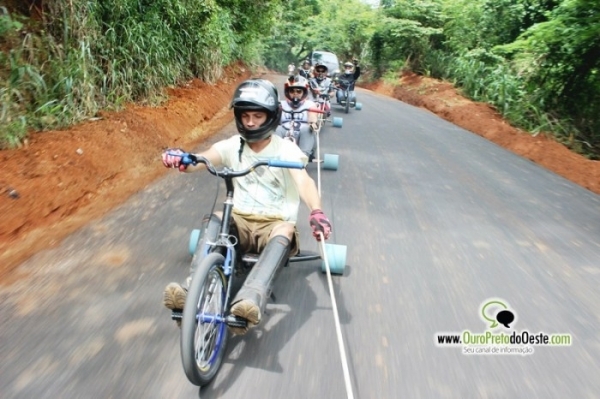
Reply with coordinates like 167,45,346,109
231,235,291,316
336,89,356,104
275,123,315,157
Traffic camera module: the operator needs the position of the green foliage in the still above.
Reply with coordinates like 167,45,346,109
369,0,444,76
0,0,282,148
442,0,559,52
447,48,579,151
422,49,453,79
2,0,600,157
0,9,23,38
261,0,375,73
441,0,485,53
493,0,600,156
260,0,322,72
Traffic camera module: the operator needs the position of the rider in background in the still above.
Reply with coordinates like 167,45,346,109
335,59,361,105
275,75,319,158
298,59,313,79
161,78,332,335
308,63,335,117
287,63,296,79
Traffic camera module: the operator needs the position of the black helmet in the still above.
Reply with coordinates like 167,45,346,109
314,63,328,81
231,79,281,143
284,75,309,108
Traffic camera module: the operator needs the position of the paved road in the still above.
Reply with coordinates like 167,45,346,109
1,77,600,399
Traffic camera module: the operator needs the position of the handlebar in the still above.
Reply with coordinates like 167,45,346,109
172,152,305,176
282,108,326,116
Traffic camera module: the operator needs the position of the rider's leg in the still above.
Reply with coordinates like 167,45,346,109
336,89,342,104
229,220,297,335
163,213,222,315
349,90,356,106
297,124,315,159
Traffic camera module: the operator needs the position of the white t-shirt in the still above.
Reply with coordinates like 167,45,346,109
280,100,318,130
213,134,308,223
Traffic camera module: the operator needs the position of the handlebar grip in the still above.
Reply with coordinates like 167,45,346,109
180,153,198,166
267,159,305,169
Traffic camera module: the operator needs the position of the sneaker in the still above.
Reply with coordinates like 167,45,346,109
229,298,261,335
163,282,187,310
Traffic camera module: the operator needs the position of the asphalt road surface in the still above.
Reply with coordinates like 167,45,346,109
2,77,600,399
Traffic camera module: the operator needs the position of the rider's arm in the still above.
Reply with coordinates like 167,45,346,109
326,79,335,95
306,101,318,124
290,168,322,211
353,65,361,80
184,145,223,173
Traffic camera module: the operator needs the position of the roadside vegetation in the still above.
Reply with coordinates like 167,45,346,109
1,0,599,158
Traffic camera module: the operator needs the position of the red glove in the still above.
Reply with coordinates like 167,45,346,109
309,209,332,241
162,148,187,171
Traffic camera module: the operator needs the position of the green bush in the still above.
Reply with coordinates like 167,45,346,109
0,0,275,149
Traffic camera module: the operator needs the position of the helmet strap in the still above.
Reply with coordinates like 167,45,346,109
238,136,245,162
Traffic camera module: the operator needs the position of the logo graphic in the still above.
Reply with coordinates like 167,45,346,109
435,298,572,355
480,299,515,329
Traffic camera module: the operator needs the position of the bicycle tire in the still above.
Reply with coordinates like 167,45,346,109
344,90,350,114
181,252,229,386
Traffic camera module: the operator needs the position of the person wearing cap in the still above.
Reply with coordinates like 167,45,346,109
335,59,361,105
298,59,313,79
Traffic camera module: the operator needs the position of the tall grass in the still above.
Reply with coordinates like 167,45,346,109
440,49,586,154
0,0,261,149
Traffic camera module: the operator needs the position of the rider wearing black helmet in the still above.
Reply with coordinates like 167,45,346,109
231,79,282,144
161,78,332,335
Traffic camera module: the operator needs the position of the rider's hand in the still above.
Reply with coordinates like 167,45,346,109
353,59,359,66
309,209,332,241
162,148,187,171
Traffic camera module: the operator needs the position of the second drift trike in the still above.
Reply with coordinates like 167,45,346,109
314,90,344,130
279,107,341,171
334,76,363,114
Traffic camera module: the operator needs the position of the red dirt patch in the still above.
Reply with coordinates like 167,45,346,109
1,68,599,281
0,64,251,280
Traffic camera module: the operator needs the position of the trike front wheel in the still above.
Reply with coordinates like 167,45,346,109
181,253,229,386
344,91,350,114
